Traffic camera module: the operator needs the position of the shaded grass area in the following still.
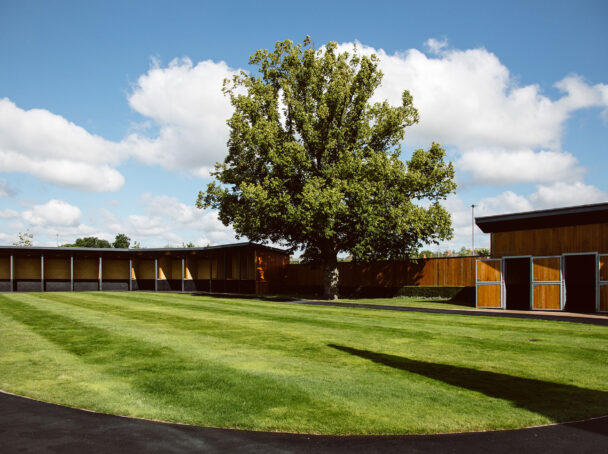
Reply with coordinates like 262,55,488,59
336,296,473,310
0,292,607,435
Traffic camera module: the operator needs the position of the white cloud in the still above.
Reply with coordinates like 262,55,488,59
424,38,448,55
336,41,608,186
457,149,583,185
125,58,240,176
22,199,83,227
529,182,607,209
0,99,126,191
0,208,19,219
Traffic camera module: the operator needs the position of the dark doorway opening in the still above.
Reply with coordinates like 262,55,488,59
504,257,531,310
564,254,596,313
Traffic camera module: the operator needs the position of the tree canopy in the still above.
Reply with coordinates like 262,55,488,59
199,37,456,298
62,234,131,249
113,233,131,249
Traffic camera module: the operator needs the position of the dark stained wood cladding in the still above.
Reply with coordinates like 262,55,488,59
491,223,608,258
284,256,478,288
255,247,289,283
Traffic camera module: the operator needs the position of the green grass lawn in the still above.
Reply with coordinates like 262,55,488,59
0,292,606,435
336,296,474,310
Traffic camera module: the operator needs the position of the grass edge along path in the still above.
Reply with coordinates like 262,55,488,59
0,292,607,435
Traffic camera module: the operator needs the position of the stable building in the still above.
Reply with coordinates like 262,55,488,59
475,202,608,313
0,242,289,295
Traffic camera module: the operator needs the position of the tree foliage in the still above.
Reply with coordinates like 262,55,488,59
13,231,34,247
113,233,131,249
62,234,132,249
199,37,456,298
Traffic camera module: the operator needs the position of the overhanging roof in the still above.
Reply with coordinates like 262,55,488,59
475,202,608,233
0,241,289,256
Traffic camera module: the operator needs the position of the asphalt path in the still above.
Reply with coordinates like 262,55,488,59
1,391,607,453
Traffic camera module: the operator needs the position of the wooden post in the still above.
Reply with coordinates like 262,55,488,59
129,258,132,291
70,255,74,291
9,254,13,292
223,251,226,293
181,257,185,293
154,258,158,292
99,256,103,291
40,254,44,292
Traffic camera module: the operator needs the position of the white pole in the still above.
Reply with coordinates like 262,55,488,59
471,204,476,256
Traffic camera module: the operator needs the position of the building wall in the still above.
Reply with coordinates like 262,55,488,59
491,222,608,258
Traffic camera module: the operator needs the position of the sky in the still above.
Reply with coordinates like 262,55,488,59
1,0,607,253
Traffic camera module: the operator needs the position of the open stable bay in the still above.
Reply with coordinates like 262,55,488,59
0,292,606,435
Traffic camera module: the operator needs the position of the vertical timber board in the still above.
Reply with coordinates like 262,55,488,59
476,258,503,309
99,256,102,291
10,254,13,292
476,259,501,282
70,255,74,291
41,254,44,292
476,284,502,308
154,258,158,292
129,258,132,291
533,284,562,310
532,257,561,282
532,256,561,310
600,255,608,312
0,256,9,280
599,255,608,281
599,284,608,312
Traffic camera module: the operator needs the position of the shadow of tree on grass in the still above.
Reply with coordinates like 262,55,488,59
328,344,608,423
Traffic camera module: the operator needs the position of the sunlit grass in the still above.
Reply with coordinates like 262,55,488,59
0,292,606,434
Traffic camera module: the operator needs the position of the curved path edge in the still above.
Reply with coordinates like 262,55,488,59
1,390,606,453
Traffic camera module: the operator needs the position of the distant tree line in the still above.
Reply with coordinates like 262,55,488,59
61,233,133,249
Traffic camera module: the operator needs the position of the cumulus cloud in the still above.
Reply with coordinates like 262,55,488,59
529,182,607,209
0,99,126,191
22,199,83,227
336,41,608,186
125,58,240,176
457,149,583,185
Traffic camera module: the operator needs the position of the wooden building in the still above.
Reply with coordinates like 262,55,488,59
0,242,289,295
475,203,608,313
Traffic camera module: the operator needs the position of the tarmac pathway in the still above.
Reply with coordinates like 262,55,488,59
1,391,607,453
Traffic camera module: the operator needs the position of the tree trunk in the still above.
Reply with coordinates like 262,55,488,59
322,254,339,300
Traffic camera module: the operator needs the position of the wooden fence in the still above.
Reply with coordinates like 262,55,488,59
279,256,479,291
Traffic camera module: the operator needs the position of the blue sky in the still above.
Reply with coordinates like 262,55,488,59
1,0,607,251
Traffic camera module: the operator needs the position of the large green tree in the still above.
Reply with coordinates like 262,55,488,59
199,38,456,299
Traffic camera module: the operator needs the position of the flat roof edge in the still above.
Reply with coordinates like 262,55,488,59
0,241,290,255
475,202,608,233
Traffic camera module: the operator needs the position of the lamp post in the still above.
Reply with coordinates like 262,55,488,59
471,204,476,256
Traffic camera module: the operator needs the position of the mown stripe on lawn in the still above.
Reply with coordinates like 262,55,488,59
0,294,361,431
53,292,608,370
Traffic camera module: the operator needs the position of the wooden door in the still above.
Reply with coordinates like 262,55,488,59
532,256,562,310
476,259,503,308
600,255,608,312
